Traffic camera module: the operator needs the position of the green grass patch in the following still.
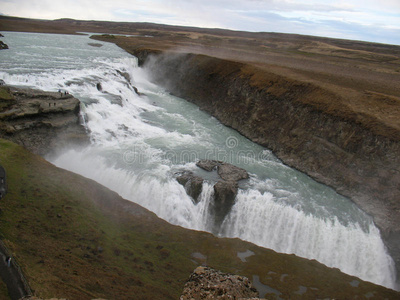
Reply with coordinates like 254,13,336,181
0,138,398,299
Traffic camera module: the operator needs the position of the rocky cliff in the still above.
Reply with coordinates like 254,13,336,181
128,49,400,278
0,86,88,156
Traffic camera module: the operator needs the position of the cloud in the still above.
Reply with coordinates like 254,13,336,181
0,0,399,45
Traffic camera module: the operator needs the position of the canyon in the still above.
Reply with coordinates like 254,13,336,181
92,31,400,278
1,17,400,298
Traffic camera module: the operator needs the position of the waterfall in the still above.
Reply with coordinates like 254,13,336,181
220,189,396,288
1,32,397,290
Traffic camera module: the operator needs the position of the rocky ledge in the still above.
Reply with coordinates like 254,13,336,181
180,266,261,300
177,160,249,230
0,86,88,156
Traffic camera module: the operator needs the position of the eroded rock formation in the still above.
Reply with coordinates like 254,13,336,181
177,171,204,203
177,160,249,229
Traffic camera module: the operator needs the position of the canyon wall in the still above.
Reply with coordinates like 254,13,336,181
133,50,400,275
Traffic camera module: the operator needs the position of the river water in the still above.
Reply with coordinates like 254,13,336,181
0,32,396,289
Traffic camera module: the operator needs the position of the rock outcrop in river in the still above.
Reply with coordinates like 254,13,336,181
0,41,8,50
178,160,249,230
130,49,400,278
0,86,88,156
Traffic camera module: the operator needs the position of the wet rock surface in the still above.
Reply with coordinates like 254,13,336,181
180,266,260,300
177,171,204,203
196,159,249,181
218,163,249,182
178,160,249,230
0,41,8,50
213,180,239,228
0,86,88,156
196,159,221,171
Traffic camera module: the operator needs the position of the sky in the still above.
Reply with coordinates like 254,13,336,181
1,0,400,45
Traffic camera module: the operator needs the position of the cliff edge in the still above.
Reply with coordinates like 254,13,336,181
0,85,88,156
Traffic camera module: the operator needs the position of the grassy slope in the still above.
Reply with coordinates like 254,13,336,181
0,280,9,300
0,139,399,299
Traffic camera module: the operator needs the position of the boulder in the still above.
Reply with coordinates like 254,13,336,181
196,159,222,171
96,83,102,92
196,159,249,181
177,171,204,204
0,41,8,50
180,266,259,300
178,160,249,229
218,163,249,181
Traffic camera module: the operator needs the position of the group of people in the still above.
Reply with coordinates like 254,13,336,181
58,89,70,96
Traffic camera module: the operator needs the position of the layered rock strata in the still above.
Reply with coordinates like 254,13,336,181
133,50,400,278
0,86,88,156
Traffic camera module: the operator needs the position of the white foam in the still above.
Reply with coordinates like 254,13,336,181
221,189,396,289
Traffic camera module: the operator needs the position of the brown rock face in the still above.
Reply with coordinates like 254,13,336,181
213,180,238,228
178,160,249,230
196,159,221,171
176,171,204,203
218,163,249,182
180,266,259,300
0,86,88,156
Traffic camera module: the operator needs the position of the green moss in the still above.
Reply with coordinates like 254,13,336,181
0,138,398,299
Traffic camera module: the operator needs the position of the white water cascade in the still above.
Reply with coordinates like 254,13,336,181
0,32,397,290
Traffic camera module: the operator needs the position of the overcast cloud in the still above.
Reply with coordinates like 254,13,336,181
1,0,399,45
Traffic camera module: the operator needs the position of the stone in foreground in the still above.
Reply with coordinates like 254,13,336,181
180,266,260,300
